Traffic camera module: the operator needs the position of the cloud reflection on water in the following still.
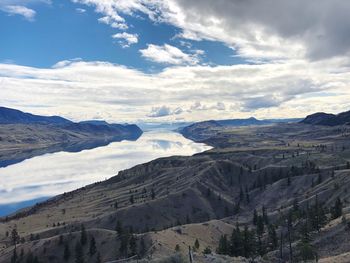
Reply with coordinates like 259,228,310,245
0,131,211,213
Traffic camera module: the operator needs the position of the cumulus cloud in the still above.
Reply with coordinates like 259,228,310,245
1,5,36,21
140,44,201,65
1,58,350,123
70,0,350,62
112,32,138,48
148,105,183,118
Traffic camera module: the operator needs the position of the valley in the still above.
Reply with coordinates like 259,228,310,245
2,115,350,262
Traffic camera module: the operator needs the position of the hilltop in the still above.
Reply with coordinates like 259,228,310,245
301,110,350,126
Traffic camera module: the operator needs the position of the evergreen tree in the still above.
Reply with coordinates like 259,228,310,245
89,236,97,256
80,224,87,246
239,187,244,201
230,224,243,257
115,220,123,235
203,247,212,254
217,235,228,255
253,209,258,225
243,226,255,257
331,197,343,219
194,239,200,251
59,235,64,245
317,173,322,185
297,224,316,262
11,229,19,248
130,195,134,204
256,215,265,237
262,205,269,225
297,240,315,262
268,224,278,250
151,188,156,200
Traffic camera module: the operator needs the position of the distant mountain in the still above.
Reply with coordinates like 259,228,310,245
0,106,72,125
179,117,301,142
301,110,350,126
0,107,143,168
0,107,142,138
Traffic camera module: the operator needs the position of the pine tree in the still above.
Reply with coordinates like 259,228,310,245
89,236,97,256
317,173,322,184
80,224,87,246
11,229,19,248
194,239,200,251
151,188,155,200
230,224,243,257
256,215,265,237
331,197,343,219
239,186,244,201
253,209,258,225
217,235,228,255
59,235,64,245
243,226,255,257
297,231,316,263
115,220,123,235
262,205,269,225
268,224,278,250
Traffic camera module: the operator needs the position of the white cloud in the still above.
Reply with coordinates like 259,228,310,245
112,32,138,48
140,44,201,65
70,0,350,62
76,8,86,13
1,58,350,123
148,105,183,118
1,5,36,21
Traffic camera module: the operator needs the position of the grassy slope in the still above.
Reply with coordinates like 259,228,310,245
2,123,350,262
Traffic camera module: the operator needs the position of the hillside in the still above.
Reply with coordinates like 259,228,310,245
179,117,301,142
0,107,143,167
301,110,350,126
0,107,71,125
2,122,350,262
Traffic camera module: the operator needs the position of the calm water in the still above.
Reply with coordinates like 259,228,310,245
0,131,211,216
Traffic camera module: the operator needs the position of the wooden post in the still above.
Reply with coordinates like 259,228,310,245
188,246,193,263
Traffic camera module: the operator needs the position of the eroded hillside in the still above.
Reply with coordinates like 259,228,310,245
2,123,350,262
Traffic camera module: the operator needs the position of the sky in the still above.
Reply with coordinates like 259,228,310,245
1,0,350,123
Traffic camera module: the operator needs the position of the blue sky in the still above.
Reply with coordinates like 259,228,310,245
0,0,350,123
0,0,241,72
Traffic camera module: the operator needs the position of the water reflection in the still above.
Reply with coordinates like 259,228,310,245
0,131,211,215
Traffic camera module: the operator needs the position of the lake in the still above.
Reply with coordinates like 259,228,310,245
0,131,211,216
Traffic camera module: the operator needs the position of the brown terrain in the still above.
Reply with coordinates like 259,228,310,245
1,121,350,262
